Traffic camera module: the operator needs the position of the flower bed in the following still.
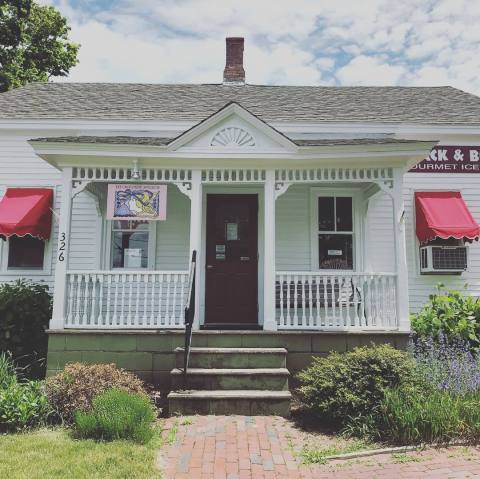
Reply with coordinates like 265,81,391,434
297,337,480,445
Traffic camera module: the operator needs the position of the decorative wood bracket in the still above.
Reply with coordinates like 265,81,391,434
373,180,394,198
82,182,107,216
72,180,92,198
274,182,292,199
174,181,193,199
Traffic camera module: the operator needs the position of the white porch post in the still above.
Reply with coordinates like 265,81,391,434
263,170,277,330
189,170,202,329
392,168,410,331
50,167,73,330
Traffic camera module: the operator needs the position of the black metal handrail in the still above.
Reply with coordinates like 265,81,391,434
183,250,197,387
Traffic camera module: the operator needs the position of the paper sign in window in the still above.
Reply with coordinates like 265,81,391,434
124,248,142,268
226,223,238,241
328,249,343,256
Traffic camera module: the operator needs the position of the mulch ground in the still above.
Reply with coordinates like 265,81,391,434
159,415,480,479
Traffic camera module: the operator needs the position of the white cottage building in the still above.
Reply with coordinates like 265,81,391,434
1,38,480,414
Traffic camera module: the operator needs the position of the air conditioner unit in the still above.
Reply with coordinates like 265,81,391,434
420,245,467,274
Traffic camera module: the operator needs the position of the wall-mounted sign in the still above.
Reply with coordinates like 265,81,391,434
410,146,480,173
107,184,167,220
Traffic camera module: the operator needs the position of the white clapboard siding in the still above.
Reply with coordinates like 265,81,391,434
155,185,190,270
0,134,61,182
404,173,480,311
0,134,61,288
365,192,395,273
276,185,311,271
69,192,101,270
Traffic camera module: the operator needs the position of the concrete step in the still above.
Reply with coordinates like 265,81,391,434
175,347,287,369
168,390,292,416
170,367,290,391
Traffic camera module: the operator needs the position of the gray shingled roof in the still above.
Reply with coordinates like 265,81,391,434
30,135,429,147
1,82,480,124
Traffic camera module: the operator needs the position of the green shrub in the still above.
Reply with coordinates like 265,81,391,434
0,353,51,431
45,363,149,423
411,286,480,349
0,380,51,431
74,388,156,443
297,344,416,426
0,280,52,378
378,386,480,445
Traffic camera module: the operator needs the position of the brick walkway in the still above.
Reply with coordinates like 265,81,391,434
159,415,480,479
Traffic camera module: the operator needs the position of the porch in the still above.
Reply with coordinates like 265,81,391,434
49,164,408,333
63,270,398,330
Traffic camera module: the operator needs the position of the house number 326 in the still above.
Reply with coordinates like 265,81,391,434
58,232,66,261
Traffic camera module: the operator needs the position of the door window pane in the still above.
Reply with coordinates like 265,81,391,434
318,234,353,270
336,197,353,231
111,221,149,268
318,197,335,231
8,236,45,269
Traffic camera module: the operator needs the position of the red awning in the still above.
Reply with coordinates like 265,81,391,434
0,188,53,240
415,191,480,243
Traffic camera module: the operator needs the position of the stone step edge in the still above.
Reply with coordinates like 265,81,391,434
175,347,288,354
168,390,292,399
170,367,290,376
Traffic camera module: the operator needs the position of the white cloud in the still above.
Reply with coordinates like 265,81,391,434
336,55,406,86
40,0,480,95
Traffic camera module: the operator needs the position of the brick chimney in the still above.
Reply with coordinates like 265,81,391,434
223,37,245,85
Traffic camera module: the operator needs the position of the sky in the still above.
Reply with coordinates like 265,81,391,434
41,0,480,95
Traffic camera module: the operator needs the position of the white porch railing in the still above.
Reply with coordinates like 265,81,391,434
65,271,189,329
276,272,397,330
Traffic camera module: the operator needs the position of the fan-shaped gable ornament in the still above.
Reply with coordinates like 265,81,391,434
210,127,256,147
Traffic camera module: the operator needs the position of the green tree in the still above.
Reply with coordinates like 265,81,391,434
0,0,79,92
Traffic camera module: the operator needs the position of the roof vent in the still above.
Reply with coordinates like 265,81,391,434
223,37,245,85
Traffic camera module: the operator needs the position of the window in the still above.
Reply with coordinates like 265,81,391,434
111,221,149,269
7,236,45,269
317,196,354,270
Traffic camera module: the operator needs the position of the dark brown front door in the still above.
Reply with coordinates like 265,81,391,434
205,194,258,327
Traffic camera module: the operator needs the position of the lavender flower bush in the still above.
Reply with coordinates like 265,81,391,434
339,336,480,444
411,334,480,395
374,335,480,444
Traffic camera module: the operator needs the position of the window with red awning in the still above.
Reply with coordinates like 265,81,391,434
0,188,53,241
415,191,480,244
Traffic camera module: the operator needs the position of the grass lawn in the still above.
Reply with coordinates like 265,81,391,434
0,428,162,479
